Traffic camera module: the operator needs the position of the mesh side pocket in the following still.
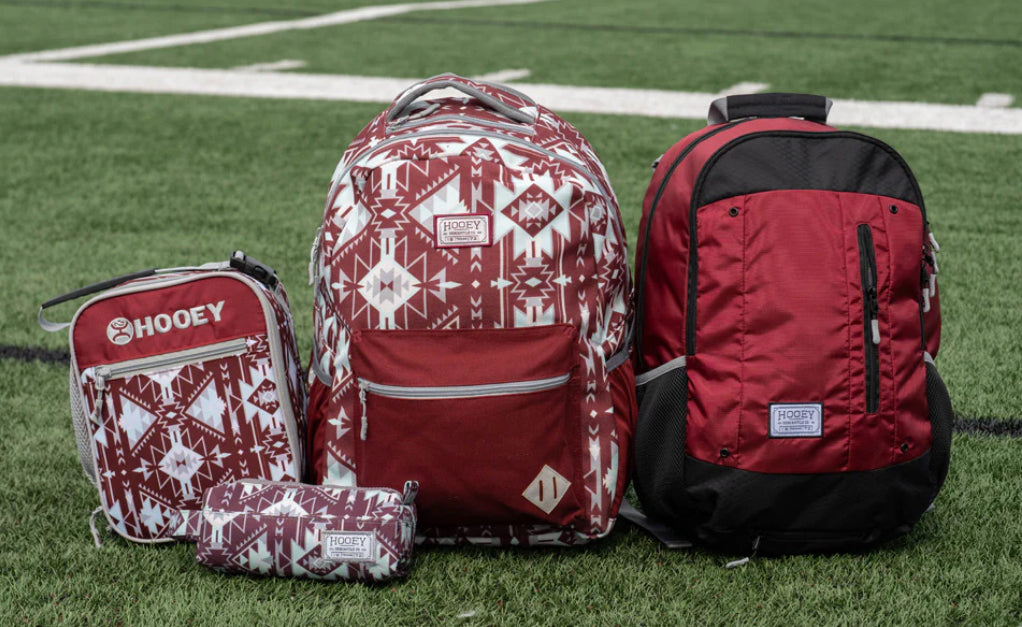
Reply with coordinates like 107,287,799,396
633,361,688,524
69,367,97,486
925,360,953,500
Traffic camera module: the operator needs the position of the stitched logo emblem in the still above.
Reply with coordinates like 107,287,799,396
106,317,134,346
434,213,492,248
769,403,823,438
322,531,375,562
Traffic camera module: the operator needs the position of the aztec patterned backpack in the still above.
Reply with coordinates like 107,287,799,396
631,94,951,555
306,74,634,546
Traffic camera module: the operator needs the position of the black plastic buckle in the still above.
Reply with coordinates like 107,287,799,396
230,250,278,289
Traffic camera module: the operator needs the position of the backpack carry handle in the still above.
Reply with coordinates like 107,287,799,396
386,74,538,126
37,251,278,333
708,93,832,125
38,267,159,332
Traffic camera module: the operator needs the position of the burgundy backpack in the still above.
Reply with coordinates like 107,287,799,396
306,75,635,546
631,94,951,554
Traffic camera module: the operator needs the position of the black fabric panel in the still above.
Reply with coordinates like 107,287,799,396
926,362,954,499
694,133,923,209
675,452,936,554
633,367,689,525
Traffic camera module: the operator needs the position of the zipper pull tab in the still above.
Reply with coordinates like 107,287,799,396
91,372,107,424
359,381,369,441
871,318,881,345
929,231,941,253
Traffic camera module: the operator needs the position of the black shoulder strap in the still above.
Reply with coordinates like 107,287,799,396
618,500,693,549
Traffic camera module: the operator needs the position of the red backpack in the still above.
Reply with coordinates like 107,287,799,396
632,94,951,554
306,75,635,546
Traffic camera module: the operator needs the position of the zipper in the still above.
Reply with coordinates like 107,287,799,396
90,338,248,423
387,115,536,136
857,224,880,414
357,373,571,440
634,119,748,363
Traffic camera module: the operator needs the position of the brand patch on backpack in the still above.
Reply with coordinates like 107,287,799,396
769,403,823,438
434,214,492,248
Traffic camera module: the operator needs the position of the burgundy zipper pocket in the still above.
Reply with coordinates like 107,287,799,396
349,325,583,528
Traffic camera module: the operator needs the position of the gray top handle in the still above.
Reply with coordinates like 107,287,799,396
708,93,833,125
386,75,537,126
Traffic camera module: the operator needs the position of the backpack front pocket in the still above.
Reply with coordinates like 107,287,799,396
349,325,583,528
82,336,301,541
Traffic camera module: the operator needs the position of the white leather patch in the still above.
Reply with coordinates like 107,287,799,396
523,465,570,514
434,214,492,248
322,531,375,562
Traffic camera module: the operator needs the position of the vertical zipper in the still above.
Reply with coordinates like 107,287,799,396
857,224,880,414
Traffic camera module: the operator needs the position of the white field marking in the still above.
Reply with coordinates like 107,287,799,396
232,59,307,72
717,82,770,96
2,62,1021,134
976,92,1015,108
473,69,532,82
0,0,553,63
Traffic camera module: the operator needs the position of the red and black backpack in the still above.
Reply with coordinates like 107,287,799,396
631,94,951,554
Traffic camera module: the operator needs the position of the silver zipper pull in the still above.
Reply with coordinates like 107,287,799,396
871,318,881,345
308,227,322,287
923,286,931,312
91,372,108,424
359,381,369,441
929,231,940,253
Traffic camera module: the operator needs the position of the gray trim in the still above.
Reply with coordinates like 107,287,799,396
387,114,536,136
94,337,247,381
924,351,935,366
635,356,687,386
360,372,569,400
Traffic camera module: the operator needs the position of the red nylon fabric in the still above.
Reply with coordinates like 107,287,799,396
349,326,582,527
635,118,830,371
73,276,265,369
686,190,930,473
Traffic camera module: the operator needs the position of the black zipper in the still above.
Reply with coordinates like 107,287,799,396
857,224,880,414
634,120,747,363
685,129,927,356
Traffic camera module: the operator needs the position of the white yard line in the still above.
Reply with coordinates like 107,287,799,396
1,61,1019,134
0,0,552,62
232,59,307,72
976,93,1015,108
474,69,533,82
717,82,770,96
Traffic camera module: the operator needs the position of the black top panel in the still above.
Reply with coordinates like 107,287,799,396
694,132,924,209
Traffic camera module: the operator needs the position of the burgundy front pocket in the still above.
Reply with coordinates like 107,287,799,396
349,325,582,528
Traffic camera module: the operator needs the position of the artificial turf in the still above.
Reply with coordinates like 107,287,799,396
1,0,1020,623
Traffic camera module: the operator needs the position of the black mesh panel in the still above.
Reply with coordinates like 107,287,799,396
633,366,688,525
925,361,953,499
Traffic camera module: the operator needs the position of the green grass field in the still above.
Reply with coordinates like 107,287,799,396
1,0,1021,624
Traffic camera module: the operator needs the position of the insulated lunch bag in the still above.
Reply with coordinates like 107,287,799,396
307,74,635,545
39,252,306,544
632,94,951,554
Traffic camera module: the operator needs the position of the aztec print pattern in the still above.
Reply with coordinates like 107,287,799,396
169,480,416,581
308,75,633,546
80,333,300,541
